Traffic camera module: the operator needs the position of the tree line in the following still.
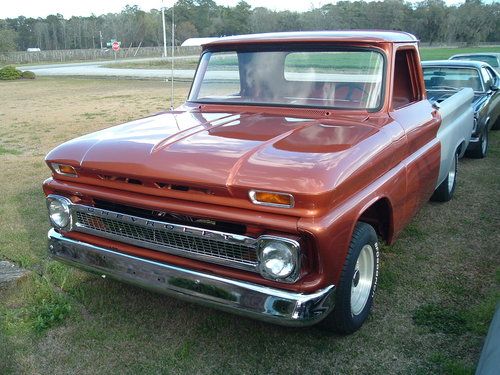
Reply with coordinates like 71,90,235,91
0,0,498,53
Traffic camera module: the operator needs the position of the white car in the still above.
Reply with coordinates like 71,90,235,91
449,53,500,74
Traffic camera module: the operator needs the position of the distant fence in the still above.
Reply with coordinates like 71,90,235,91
0,46,202,65
2,43,499,65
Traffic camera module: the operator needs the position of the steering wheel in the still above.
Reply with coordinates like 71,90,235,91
335,83,369,102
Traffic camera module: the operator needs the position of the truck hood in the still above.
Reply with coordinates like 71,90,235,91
46,109,390,210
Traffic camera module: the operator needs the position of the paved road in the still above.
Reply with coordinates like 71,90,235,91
16,57,375,83
17,56,198,80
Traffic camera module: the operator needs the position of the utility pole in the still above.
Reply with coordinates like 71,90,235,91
170,3,175,110
161,0,167,58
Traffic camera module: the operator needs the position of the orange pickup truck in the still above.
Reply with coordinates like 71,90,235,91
43,31,473,333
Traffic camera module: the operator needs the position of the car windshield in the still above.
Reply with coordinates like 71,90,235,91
188,48,385,110
451,55,498,68
423,67,484,92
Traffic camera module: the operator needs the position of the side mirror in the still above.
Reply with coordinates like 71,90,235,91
491,84,499,91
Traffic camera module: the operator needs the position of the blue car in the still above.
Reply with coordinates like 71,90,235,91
423,60,500,158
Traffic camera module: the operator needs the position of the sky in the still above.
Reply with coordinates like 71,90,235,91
0,0,492,19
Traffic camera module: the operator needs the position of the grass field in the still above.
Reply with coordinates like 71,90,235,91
105,57,201,70
0,76,499,375
103,46,500,70
419,46,500,61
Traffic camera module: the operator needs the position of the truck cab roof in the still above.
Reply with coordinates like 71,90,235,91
203,30,418,47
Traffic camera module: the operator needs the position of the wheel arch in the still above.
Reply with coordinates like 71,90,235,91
456,138,467,157
355,197,394,244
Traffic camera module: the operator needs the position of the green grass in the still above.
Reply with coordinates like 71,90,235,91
420,46,500,61
105,57,200,70
202,51,380,72
428,352,475,375
0,75,499,374
400,222,428,240
377,257,400,294
413,303,468,334
104,46,500,70
27,275,73,333
81,111,108,120
0,145,21,155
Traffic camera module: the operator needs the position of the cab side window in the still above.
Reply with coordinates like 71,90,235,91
392,49,421,110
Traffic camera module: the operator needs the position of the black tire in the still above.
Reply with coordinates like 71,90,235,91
431,151,458,202
320,222,379,334
492,117,500,130
466,130,488,159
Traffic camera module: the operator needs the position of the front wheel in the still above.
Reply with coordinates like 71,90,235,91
320,222,379,334
431,151,458,202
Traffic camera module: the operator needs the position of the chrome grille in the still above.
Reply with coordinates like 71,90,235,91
72,205,259,272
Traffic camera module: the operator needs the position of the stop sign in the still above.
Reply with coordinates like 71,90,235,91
112,41,120,51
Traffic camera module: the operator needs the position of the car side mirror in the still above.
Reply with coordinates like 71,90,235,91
491,84,499,91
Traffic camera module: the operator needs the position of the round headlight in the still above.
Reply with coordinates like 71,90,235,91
48,197,71,228
260,240,296,279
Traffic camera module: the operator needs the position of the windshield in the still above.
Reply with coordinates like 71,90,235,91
423,66,484,92
451,55,498,68
188,48,385,110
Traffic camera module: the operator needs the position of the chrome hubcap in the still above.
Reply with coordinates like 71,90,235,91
351,244,375,316
447,155,456,193
482,133,487,155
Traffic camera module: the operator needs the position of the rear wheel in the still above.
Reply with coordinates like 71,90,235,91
320,222,379,334
492,117,500,130
431,151,458,202
466,130,488,159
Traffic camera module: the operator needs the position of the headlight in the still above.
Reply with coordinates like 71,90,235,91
47,195,72,229
258,237,300,282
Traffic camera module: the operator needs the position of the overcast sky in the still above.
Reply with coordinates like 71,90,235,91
1,0,486,19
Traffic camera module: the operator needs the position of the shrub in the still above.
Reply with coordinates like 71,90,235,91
0,65,22,80
21,70,36,79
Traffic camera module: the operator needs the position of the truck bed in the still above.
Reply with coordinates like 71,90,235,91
431,88,474,187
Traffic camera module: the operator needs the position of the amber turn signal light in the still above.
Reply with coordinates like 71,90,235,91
249,190,294,208
51,163,78,177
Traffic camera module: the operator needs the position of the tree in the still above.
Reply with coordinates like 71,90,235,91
176,21,199,43
413,0,447,45
0,28,17,52
276,11,302,31
484,2,500,42
33,21,50,49
219,1,251,35
6,16,36,50
300,8,328,31
451,0,495,46
0,0,497,51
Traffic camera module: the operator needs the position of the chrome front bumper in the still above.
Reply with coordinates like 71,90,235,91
48,229,335,327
